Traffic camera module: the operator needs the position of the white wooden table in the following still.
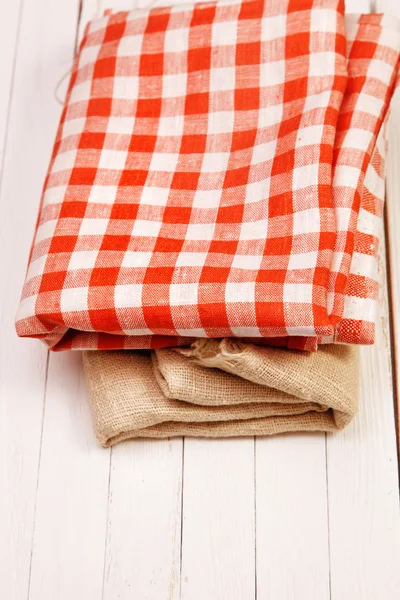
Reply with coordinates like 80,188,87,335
1,1,399,598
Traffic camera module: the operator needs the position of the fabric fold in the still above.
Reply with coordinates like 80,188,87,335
16,4,400,351
83,343,358,446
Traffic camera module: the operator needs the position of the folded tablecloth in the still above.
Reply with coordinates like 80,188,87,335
16,1,400,350
83,341,358,445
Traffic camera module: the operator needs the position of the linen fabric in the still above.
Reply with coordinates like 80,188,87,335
246,117,388,349
329,117,387,344
313,14,398,347
83,342,358,445
16,2,400,351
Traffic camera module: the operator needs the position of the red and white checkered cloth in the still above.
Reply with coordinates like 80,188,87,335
330,108,387,345
236,116,388,351
292,13,400,350
15,1,400,351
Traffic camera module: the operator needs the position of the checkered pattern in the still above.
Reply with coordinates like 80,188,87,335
272,115,389,350
294,14,400,350
16,0,348,349
329,13,399,319
253,13,400,351
15,2,400,351
334,114,387,344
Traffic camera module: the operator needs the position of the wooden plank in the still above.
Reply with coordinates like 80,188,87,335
29,351,110,600
26,2,110,597
0,0,79,596
255,434,330,600
327,225,400,599
181,438,255,600
385,88,400,453
0,0,21,161
376,0,400,451
103,440,183,600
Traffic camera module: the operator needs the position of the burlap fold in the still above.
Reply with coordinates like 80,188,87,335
83,343,358,446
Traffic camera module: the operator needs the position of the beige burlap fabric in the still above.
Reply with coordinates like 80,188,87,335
83,342,359,446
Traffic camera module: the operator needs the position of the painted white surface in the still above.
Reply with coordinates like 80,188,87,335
29,352,110,600
0,1,21,164
103,440,183,600
255,434,330,600
181,438,255,600
1,0,400,599
0,1,79,598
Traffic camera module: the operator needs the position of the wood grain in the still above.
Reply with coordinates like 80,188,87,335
0,1,21,163
255,434,330,600
23,4,110,597
103,440,183,600
376,0,400,455
181,438,255,600
0,0,79,596
29,352,110,600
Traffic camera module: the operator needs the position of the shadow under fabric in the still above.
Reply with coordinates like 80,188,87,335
83,342,359,446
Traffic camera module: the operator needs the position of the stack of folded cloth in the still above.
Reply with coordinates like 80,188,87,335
16,0,400,445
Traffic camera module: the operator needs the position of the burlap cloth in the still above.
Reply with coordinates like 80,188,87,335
83,341,359,446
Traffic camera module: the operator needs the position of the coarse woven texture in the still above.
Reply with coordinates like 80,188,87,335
83,342,358,445
178,337,357,412
16,4,400,351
